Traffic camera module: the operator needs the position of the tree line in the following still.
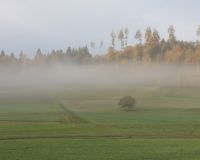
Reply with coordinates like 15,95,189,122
0,46,91,67
1,25,200,67
107,25,200,64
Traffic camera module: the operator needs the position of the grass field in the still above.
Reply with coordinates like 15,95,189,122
1,139,200,160
0,103,65,122
1,87,200,159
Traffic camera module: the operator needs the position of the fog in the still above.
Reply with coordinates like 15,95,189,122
0,64,200,92
0,63,200,106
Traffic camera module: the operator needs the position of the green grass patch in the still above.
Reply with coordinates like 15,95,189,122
1,139,200,160
1,87,200,159
77,110,200,124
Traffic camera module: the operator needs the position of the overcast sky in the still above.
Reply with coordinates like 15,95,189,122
0,0,200,56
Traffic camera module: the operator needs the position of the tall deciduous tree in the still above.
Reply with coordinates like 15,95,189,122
35,48,45,64
145,27,152,45
124,27,129,47
110,31,116,49
168,25,176,44
118,29,125,49
135,29,142,45
152,29,160,44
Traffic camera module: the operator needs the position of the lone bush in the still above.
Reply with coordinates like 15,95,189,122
118,96,136,111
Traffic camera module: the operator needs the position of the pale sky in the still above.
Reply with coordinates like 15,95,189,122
0,0,200,56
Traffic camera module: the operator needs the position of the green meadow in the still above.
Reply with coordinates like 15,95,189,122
1,87,200,160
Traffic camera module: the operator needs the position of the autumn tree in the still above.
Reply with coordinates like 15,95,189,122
144,29,161,61
164,45,183,63
168,25,176,45
35,49,45,65
145,27,152,45
151,29,160,45
142,28,153,62
110,31,116,49
118,29,125,49
194,46,200,64
135,29,142,45
106,46,118,62
124,27,129,47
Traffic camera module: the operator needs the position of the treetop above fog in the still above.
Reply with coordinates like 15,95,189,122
1,25,200,67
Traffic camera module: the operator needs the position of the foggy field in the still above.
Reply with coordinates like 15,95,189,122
2,0,200,159
1,85,200,159
0,104,62,113
1,65,200,159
